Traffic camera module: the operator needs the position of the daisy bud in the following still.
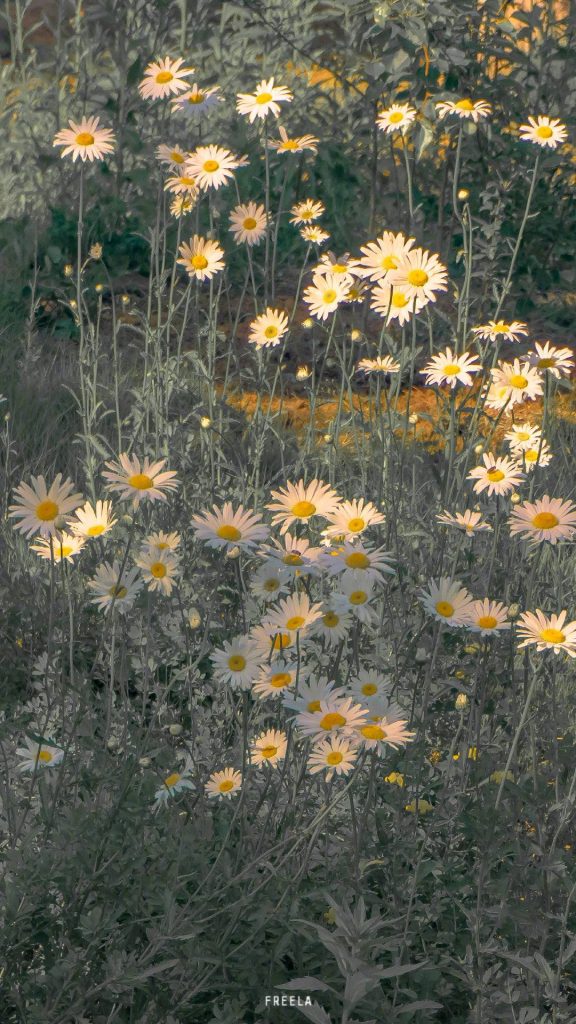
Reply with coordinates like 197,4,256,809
64,263,74,277
225,545,241,559
428,749,442,764
301,318,314,329
507,602,520,620
296,365,312,380
455,693,468,710
474,443,483,454
464,644,479,655
510,492,521,504
200,416,211,428
415,647,429,663
323,434,332,443
121,293,130,304
409,413,418,425
89,243,103,260
139,756,152,767
454,669,466,680
458,188,469,200
69,300,78,310
350,328,361,341
169,724,183,736
95,283,104,293
188,608,201,628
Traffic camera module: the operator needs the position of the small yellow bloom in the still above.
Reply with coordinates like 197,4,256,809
428,749,442,765
468,746,478,761
405,798,433,815
455,693,468,710
384,771,404,787
490,770,514,784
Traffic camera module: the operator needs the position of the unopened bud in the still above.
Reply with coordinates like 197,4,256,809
188,608,201,628
455,693,468,710
169,724,183,736
458,188,469,200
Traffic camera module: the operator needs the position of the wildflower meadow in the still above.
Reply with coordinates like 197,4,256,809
1,1,576,1022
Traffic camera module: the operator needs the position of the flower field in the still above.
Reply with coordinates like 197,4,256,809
1,2,576,1022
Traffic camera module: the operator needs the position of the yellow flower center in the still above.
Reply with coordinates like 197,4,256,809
270,672,292,688
323,612,340,627
388,110,404,123
361,683,378,696
435,600,454,617
381,255,398,270
178,176,196,186
228,654,246,671
243,216,257,229
532,511,559,530
164,772,181,787
188,91,205,104
261,744,278,758
171,150,185,162
108,584,128,599
536,125,553,139
203,159,219,172
326,751,344,765
320,712,347,730
345,552,370,569
285,615,305,630
87,524,106,536
349,590,367,605
37,749,53,763
516,430,531,441
264,325,279,338
59,546,73,558
150,561,167,578
219,778,234,791
524,449,538,462
156,70,174,84
509,374,528,389
35,499,59,521
486,468,505,482
391,291,409,308
271,632,292,650
477,615,498,629
361,724,386,740
347,517,366,532
217,524,241,540
282,139,299,149
537,358,556,369
191,254,209,270
540,628,565,644
291,500,316,518
299,209,313,219
128,473,153,490
256,92,273,104
264,578,280,591
443,363,461,376
323,289,337,304
308,699,321,712
456,99,475,111
75,132,95,146
407,268,429,287
283,553,303,565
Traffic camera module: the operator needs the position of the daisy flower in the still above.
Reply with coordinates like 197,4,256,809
53,116,115,162
357,715,415,751
171,83,222,118
164,173,200,196
320,540,395,583
356,355,401,375
211,635,262,690
177,235,225,281
529,341,574,378
517,610,576,656
519,115,567,149
250,623,296,658
504,422,542,452
349,667,391,704
31,532,85,563
490,359,543,406
283,680,346,714
69,499,116,539
471,320,528,343
250,729,288,767
300,225,330,245
16,737,65,772
102,454,179,505
377,102,417,133
436,98,492,122
264,592,324,637
436,509,492,535
155,143,187,168
185,145,239,190
357,231,415,282
314,253,360,279
170,194,197,218
422,347,481,389
250,564,290,602
522,440,553,472
389,247,448,306
370,281,425,326
461,599,510,635
269,126,319,153
311,606,352,644
259,533,322,577
248,308,289,348
468,453,524,497
154,769,194,808
205,767,242,799
191,502,268,551
229,201,268,246
139,57,194,100
136,548,180,595
509,496,576,545
322,498,385,540
290,199,325,225
252,662,301,699
88,562,142,612
267,479,340,534
335,573,377,624
143,530,181,553
303,272,348,320
9,474,83,539
296,696,368,741
420,578,473,626
236,78,293,121
307,737,358,781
